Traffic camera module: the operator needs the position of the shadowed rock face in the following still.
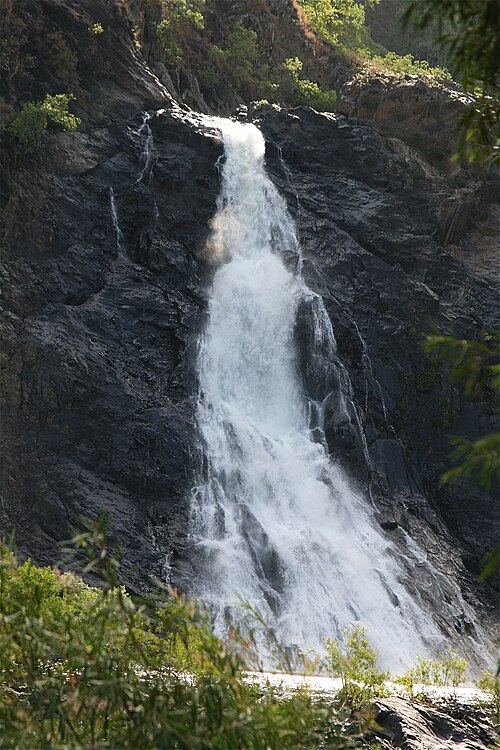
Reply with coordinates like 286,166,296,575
0,104,222,588
0,2,497,648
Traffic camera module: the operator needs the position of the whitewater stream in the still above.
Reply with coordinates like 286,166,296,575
188,118,485,671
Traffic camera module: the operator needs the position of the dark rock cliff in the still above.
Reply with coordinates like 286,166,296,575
0,0,497,655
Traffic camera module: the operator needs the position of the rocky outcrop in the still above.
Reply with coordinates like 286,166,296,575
338,74,499,248
338,75,471,169
0,0,497,660
366,696,496,749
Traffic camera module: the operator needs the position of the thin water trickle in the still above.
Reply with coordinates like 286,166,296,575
109,187,124,257
135,111,154,184
189,118,485,671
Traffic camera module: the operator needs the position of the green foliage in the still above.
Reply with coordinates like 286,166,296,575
0,36,35,85
153,599,212,675
424,331,500,399
157,24,182,66
41,93,80,131
0,523,354,749
5,100,47,151
442,434,500,493
89,22,104,35
201,22,275,103
480,544,500,582
404,0,498,91
436,649,468,687
283,56,304,80
323,625,388,708
478,670,500,726
164,0,204,30
395,650,468,697
424,329,500,495
359,49,451,79
297,78,338,110
155,11,274,105
432,396,458,429
7,93,80,154
457,95,500,167
404,0,499,165
282,57,337,111
223,21,261,94
299,0,450,80
153,2,338,110
156,0,205,67
301,0,379,48
225,21,258,72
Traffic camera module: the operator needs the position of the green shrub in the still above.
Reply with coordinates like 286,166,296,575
7,93,80,154
156,21,183,66
432,396,458,429
301,0,378,48
6,100,48,152
297,78,337,110
282,57,337,112
478,670,500,726
323,625,388,708
225,21,258,71
395,650,468,698
223,21,263,95
414,360,439,392
0,36,35,84
156,0,204,67
299,1,451,81
0,525,354,749
199,23,274,104
359,49,452,79
439,649,469,687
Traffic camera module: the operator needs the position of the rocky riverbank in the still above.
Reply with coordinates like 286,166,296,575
248,672,497,748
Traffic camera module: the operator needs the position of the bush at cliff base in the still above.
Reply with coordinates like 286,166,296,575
0,525,359,750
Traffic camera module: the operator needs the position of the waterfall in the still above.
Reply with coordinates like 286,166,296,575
189,119,448,670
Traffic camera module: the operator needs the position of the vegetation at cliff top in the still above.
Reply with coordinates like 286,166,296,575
150,0,496,166
153,0,450,114
299,0,451,79
281,57,337,110
155,1,338,111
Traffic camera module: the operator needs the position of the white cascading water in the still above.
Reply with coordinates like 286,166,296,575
190,119,447,671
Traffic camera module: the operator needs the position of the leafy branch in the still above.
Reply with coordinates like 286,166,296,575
424,328,499,494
